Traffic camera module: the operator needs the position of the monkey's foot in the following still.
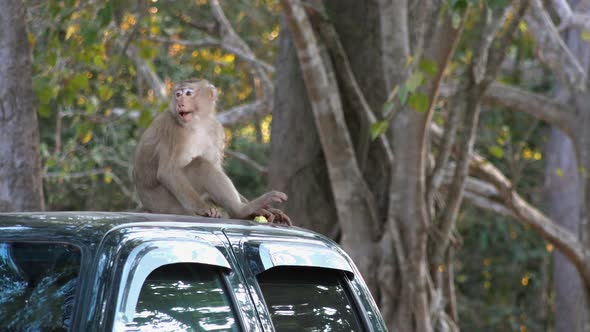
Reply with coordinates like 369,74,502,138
251,208,292,226
196,207,222,218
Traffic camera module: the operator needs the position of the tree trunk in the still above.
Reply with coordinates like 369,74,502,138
272,1,462,331
550,1,590,330
545,128,586,332
0,0,45,212
269,18,338,237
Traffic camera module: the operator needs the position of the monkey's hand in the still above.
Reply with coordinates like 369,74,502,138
251,208,292,226
195,207,222,218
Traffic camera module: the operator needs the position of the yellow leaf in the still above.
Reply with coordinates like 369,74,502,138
65,24,79,40
405,56,413,67
522,148,533,160
221,54,235,63
104,173,112,184
555,167,564,177
27,32,35,49
81,131,93,144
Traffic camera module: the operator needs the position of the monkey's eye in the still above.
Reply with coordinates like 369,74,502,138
184,89,194,96
175,91,183,98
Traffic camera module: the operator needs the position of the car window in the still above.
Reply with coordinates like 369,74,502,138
257,267,364,332
132,263,241,332
0,242,81,331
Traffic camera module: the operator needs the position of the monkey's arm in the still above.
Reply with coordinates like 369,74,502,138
156,160,212,215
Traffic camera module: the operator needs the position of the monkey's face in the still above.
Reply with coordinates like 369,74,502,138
172,81,217,125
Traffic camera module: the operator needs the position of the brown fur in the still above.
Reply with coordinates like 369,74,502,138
133,79,290,224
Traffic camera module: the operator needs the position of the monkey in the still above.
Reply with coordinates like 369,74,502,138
132,79,291,225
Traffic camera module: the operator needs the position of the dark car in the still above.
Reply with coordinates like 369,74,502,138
0,212,387,332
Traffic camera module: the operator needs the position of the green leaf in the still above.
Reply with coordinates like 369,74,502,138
488,145,504,159
70,73,89,91
97,4,113,28
139,110,153,128
38,104,51,118
407,92,430,113
47,52,57,67
452,12,462,29
555,167,564,177
419,59,439,77
488,0,508,10
398,85,409,104
382,100,395,117
93,55,105,68
80,24,98,46
33,77,52,104
99,86,113,101
370,121,389,140
582,30,590,42
406,71,424,93
450,0,468,12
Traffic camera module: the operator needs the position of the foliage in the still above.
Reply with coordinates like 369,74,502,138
26,0,279,211
457,207,552,331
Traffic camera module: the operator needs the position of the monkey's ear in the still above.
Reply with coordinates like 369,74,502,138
206,84,218,102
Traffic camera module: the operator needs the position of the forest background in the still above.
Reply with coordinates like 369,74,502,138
1,0,590,331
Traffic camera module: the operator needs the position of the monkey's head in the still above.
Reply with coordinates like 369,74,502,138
171,79,218,125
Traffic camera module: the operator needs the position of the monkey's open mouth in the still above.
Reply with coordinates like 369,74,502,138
178,111,193,122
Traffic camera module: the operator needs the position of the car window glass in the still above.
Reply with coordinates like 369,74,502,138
132,263,240,332
0,242,81,331
257,267,364,332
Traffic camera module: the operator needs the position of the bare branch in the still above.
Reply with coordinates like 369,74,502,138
110,172,142,206
125,45,168,99
472,5,510,84
171,12,219,35
551,0,590,31
45,169,107,179
146,35,220,48
463,186,516,219
431,122,590,286
209,0,274,98
224,149,268,176
217,100,268,127
484,82,575,136
427,102,460,208
484,1,530,84
526,0,586,88
469,153,590,286
310,4,394,168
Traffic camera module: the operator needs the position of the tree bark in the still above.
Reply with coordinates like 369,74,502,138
280,0,380,295
0,0,45,212
549,1,590,330
546,128,586,332
269,18,338,237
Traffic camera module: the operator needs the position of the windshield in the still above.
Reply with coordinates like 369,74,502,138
0,242,81,331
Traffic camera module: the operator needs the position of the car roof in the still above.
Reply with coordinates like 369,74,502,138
0,211,318,249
